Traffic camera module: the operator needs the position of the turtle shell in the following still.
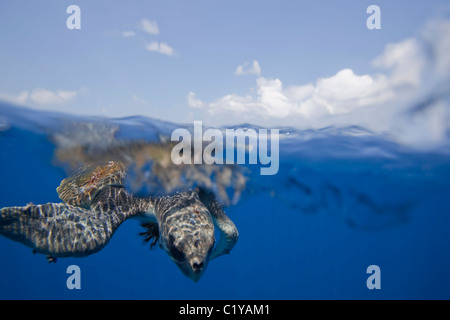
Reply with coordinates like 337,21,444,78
57,161,127,207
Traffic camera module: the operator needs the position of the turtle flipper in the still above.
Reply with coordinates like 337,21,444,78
0,201,121,258
57,161,126,208
1,183,154,259
197,188,239,260
140,222,159,248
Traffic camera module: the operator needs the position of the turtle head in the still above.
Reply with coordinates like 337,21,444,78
169,241,213,281
163,202,215,282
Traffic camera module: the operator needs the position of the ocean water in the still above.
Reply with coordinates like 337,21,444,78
0,101,450,300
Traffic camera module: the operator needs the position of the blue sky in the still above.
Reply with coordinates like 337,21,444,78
0,0,449,144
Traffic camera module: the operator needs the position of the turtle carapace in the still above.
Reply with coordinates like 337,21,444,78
0,161,238,282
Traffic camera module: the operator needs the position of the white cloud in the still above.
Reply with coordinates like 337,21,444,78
0,91,29,105
190,69,390,120
121,30,135,38
235,60,262,76
209,94,257,114
421,19,450,75
372,38,425,87
139,19,159,35
30,89,78,105
146,41,174,56
187,92,204,108
118,19,177,56
187,17,450,148
256,77,292,117
158,43,174,56
312,69,394,115
0,88,79,106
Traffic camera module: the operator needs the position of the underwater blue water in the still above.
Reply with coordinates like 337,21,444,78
1,101,450,300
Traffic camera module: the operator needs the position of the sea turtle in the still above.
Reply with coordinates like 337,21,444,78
0,161,238,281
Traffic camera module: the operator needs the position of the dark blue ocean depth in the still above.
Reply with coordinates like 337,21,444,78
0,102,450,299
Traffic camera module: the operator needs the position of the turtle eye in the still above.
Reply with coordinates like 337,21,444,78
171,245,185,262
168,235,185,262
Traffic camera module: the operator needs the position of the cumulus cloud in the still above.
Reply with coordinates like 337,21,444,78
190,68,393,120
196,40,425,119
372,38,425,87
187,92,204,108
0,91,29,105
235,60,262,76
139,19,159,35
30,89,78,105
421,19,450,75
145,41,175,56
0,88,79,106
188,18,450,147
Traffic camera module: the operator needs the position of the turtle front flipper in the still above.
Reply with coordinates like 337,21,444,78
57,161,127,208
140,222,159,248
198,188,239,260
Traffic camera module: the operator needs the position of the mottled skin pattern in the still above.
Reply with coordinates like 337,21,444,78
154,190,215,280
0,162,238,281
0,186,149,257
56,161,126,208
